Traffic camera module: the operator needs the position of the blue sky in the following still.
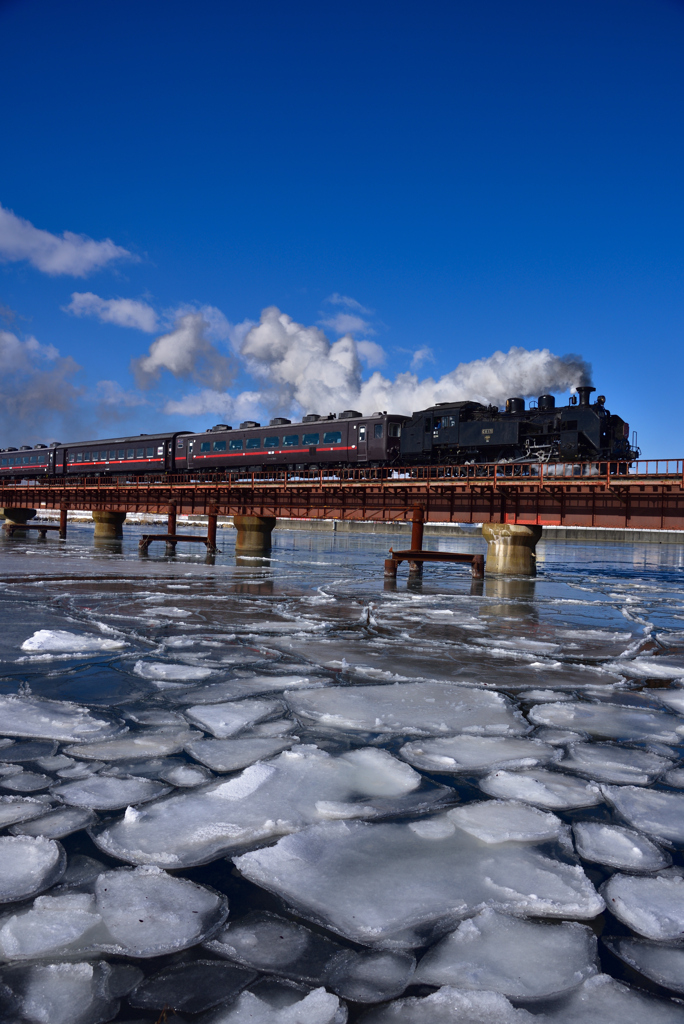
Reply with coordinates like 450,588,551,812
0,0,682,456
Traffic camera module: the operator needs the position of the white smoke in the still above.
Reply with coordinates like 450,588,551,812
225,306,591,418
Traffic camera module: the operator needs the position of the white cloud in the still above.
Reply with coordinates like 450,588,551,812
356,340,386,368
411,345,434,369
131,311,234,390
65,292,158,332
324,293,374,315
164,389,262,420
319,312,375,335
0,330,82,443
0,203,135,277
96,380,148,407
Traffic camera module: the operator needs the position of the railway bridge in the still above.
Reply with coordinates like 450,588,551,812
1,458,683,574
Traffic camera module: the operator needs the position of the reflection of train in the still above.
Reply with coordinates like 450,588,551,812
0,386,637,479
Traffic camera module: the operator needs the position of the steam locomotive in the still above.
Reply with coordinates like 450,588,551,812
0,386,636,479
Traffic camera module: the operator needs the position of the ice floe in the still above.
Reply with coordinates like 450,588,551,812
479,769,602,809
185,698,285,737
10,806,97,839
0,771,51,793
92,746,446,867
20,629,126,653
0,696,122,743
185,735,298,772
528,701,684,744
602,785,684,842
448,800,563,844
573,821,670,871
601,869,684,940
206,911,415,1002
286,682,528,737
541,973,684,1023
63,731,195,761
0,740,58,761
559,742,672,785
127,959,256,1014
0,795,51,829
53,774,170,810
357,987,534,1022
0,865,227,959
133,659,215,681
234,816,604,948
0,961,134,1024
413,908,597,999
0,836,65,903
398,735,557,773
203,987,346,1024
158,762,212,786
605,936,684,994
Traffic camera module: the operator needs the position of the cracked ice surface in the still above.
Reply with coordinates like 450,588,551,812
234,815,604,948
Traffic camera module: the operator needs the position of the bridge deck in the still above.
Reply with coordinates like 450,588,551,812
2,459,684,532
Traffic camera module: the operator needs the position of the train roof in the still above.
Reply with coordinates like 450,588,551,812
53,431,191,448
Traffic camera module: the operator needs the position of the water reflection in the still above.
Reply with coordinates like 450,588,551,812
480,577,537,620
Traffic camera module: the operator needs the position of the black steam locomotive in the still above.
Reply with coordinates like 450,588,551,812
0,386,636,480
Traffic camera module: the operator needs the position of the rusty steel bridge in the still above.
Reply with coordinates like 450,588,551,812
2,458,684,532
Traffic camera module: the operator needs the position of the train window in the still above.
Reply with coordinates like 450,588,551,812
111,450,118,460
177,439,184,449
126,449,134,458
200,441,211,452
29,456,37,465
374,424,383,439
358,426,366,442
283,434,299,446
213,441,227,451
156,446,164,455
434,418,442,430
76,452,83,462
229,439,243,450
136,448,144,458
388,423,401,437
323,431,342,444
85,451,92,462
246,438,261,449
1,459,6,467
146,447,154,457
303,432,319,445
23,456,30,465
264,436,279,448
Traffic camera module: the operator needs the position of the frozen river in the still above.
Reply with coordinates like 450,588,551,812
1,522,684,1022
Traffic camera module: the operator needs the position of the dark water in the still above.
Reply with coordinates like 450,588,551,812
1,522,684,1022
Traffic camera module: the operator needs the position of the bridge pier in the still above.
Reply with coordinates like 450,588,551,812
234,515,276,557
92,510,126,540
59,507,68,540
1,508,37,537
482,523,542,575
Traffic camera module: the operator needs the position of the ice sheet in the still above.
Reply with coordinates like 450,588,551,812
357,987,535,1022
0,696,123,743
203,987,346,1024
559,742,672,785
605,936,684,994
20,629,127,653
479,769,602,809
0,865,228,959
573,822,670,871
10,806,97,840
399,735,557,773
0,836,65,903
602,785,684,842
92,746,446,867
413,908,597,999
448,800,563,844
234,817,604,948
128,959,256,1014
601,870,684,940
185,699,285,737
63,731,195,760
541,973,684,1023
53,774,171,810
185,735,297,772
0,961,121,1024
528,701,684,744
286,682,528,737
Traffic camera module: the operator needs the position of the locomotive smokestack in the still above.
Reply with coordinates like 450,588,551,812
576,386,596,406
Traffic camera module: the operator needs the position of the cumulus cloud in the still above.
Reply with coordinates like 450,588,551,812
131,311,234,390
164,389,262,420
65,293,158,332
0,330,83,443
356,340,386,368
0,203,135,277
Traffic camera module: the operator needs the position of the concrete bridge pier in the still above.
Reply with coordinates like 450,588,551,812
234,515,276,558
92,510,126,540
482,523,543,575
1,508,37,537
